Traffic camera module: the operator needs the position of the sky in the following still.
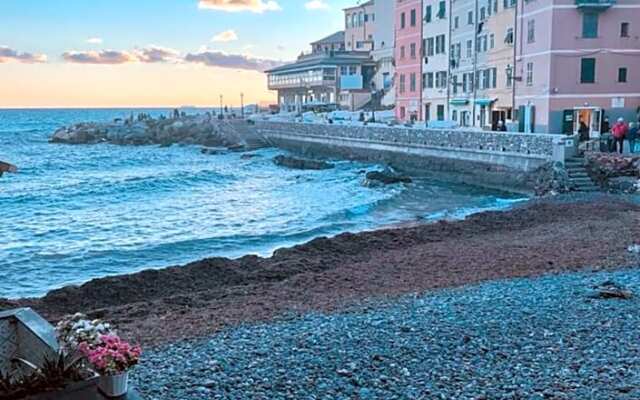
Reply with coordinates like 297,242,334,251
0,0,359,108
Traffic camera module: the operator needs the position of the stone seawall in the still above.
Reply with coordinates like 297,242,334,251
254,121,569,193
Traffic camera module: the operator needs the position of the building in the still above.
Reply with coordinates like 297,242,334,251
344,1,376,51
395,0,424,121
448,0,479,126
310,31,346,54
515,0,640,136
371,0,397,107
266,50,375,112
422,0,450,123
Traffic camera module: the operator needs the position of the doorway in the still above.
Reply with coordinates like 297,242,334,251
573,107,602,140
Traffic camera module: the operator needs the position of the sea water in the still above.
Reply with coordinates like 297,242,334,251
0,109,526,298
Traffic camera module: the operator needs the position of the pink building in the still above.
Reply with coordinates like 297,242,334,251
395,0,424,122
515,0,640,136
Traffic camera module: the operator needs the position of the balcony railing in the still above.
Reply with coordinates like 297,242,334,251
576,0,615,9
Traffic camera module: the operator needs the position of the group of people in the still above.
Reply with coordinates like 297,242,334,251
603,117,638,154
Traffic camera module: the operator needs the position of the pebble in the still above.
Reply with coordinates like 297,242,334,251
131,268,640,399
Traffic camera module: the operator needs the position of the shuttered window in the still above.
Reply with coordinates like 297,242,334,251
582,13,598,38
580,58,596,83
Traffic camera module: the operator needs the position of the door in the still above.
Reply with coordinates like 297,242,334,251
562,110,574,134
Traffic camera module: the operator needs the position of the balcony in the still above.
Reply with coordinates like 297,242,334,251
576,0,615,10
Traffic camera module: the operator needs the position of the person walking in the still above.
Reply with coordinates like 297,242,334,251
628,122,638,153
611,117,628,154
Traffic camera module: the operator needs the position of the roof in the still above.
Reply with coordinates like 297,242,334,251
266,51,374,74
0,307,59,352
311,31,345,46
343,0,374,11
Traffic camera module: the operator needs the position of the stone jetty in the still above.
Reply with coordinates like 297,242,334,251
50,112,266,150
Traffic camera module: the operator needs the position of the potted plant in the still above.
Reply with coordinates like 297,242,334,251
55,313,141,398
79,335,141,397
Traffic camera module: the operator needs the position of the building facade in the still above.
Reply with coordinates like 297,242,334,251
515,0,640,136
395,0,424,121
422,0,450,123
371,0,397,107
344,1,376,52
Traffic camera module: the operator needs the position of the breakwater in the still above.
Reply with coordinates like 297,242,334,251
253,121,578,193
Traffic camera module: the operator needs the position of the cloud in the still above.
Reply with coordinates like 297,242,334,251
62,46,180,64
211,30,239,42
86,37,103,44
134,46,181,63
305,0,329,10
184,50,282,72
0,46,47,63
62,50,138,64
198,0,281,13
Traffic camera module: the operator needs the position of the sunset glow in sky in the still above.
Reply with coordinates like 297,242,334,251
0,0,356,108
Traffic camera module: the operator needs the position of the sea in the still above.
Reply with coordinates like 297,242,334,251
0,108,527,298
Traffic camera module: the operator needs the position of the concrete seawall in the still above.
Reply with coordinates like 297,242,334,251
253,121,576,193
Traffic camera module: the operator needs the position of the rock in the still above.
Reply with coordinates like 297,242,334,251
532,162,571,196
227,144,246,152
363,169,412,186
201,147,227,155
0,161,17,176
240,154,260,160
588,280,633,300
628,244,640,254
607,176,639,194
273,155,334,170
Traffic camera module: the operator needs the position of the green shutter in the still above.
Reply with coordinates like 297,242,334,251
582,13,598,38
425,6,432,22
581,58,596,83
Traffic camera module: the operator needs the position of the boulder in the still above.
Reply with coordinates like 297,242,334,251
273,155,334,170
201,147,227,155
588,280,633,300
363,169,412,186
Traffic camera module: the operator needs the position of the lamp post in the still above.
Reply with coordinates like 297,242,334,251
240,92,244,118
219,95,224,116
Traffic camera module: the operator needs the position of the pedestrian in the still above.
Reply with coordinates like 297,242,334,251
628,122,638,153
611,117,628,154
602,117,614,152
578,120,589,142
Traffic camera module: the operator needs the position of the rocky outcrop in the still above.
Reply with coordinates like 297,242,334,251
0,161,17,177
586,153,640,194
50,114,268,150
531,162,571,196
363,168,412,187
273,155,334,170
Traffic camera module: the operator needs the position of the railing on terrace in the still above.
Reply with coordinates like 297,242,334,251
575,0,615,9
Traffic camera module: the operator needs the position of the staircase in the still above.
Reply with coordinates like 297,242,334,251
565,156,599,192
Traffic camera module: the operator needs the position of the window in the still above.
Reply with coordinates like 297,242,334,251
621,22,629,38
425,104,431,121
491,67,497,88
454,16,459,29
426,72,434,88
400,12,406,29
456,43,461,59
480,7,486,21
399,74,406,93
345,14,350,28
466,40,473,58
505,27,514,45
436,35,446,54
422,73,427,89
482,35,488,52
527,19,535,43
340,66,347,75
618,67,627,83
427,37,435,56
462,73,468,92
410,9,417,26
437,105,445,121
425,5,432,23
582,13,598,38
487,0,493,16
410,73,417,92
438,1,446,18
468,11,473,25
400,46,405,59
410,43,416,59
435,71,447,88
580,58,596,83
526,62,533,86
452,75,458,94
452,110,458,121
348,66,357,75
490,34,495,49
482,69,490,89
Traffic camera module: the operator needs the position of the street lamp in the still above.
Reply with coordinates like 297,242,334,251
240,92,244,118
370,82,377,123
219,94,224,116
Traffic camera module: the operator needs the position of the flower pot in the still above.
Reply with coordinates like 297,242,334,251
98,372,129,397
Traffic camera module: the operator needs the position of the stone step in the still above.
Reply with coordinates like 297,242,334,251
565,161,585,167
568,172,589,178
570,178,595,185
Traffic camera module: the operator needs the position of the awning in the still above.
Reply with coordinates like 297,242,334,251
449,98,469,106
474,98,496,106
